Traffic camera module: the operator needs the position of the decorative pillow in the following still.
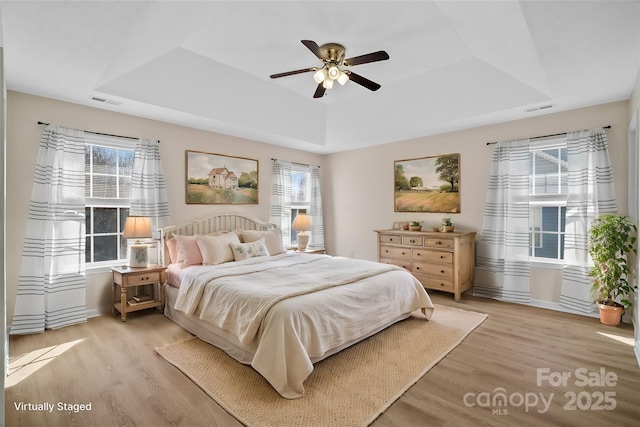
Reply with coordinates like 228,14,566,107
230,238,270,261
196,232,241,265
240,228,285,255
165,237,178,264
173,234,203,268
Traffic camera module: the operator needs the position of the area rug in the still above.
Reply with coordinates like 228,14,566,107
155,304,487,427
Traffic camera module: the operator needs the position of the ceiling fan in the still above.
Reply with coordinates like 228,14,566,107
270,40,390,98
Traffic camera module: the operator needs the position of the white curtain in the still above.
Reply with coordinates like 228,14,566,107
270,160,293,244
474,139,531,303
308,166,325,249
560,128,617,313
130,138,171,231
11,125,87,334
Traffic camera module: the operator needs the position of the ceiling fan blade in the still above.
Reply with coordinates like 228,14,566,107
313,83,326,98
343,50,389,67
347,71,381,91
270,67,316,79
301,40,328,61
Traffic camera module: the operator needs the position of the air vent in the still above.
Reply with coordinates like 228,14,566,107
525,104,553,113
90,96,122,106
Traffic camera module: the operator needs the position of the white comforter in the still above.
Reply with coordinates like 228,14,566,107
174,253,434,398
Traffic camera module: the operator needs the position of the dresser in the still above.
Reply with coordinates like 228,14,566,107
375,229,476,301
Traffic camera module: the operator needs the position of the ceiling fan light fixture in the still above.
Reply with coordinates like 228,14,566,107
337,71,349,86
322,78,334,89
313,68,327,84
327,65,341,80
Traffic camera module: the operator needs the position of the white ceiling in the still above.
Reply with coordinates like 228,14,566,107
1,1,639,153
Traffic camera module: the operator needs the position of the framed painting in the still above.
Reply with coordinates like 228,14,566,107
394,153,460,213
185,150,259,204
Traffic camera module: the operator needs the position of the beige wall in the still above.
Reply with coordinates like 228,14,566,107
5,90,632,323
6,91,324,321
323,100,630,307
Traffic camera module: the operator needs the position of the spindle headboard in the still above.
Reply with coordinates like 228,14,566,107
159,214,277,266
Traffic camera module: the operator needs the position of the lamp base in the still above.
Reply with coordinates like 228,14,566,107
297,232,310,251
129,244,148,268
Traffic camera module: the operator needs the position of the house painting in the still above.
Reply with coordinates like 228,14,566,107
208,167,238,189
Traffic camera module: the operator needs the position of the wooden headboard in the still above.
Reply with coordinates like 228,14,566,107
159,214,277,266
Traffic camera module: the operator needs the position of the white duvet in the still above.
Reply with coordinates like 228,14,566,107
174,253,434,398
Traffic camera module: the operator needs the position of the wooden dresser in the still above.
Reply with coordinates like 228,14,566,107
375,229,476,301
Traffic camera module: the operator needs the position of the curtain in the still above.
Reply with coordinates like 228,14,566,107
270,160,293,244
130,138,171,231
559,128,617,313
308,166,325,249
474,139,531,304
11,125,87,334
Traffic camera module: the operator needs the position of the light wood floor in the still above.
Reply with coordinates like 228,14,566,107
5,292,640,427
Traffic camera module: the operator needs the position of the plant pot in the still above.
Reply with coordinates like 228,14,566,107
409,226,422,231
598,303,624,326
441,225,454,232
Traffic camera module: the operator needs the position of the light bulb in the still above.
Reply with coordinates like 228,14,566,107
327,65,340,80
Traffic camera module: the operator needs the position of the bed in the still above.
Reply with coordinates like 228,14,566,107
159,214,434,399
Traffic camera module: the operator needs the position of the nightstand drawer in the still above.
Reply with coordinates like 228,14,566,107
127,271,161,285
379,234,402,244
379,245,411,260
411,262,454,278
412,249,453,264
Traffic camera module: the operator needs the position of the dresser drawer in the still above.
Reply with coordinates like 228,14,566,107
411,262,454,279
127,271,161,285
412,249,453,264
379,234,402,244
379,258,411,270
418,276,455,292
402,236,423,246
424,237,454,249
379,245,411,260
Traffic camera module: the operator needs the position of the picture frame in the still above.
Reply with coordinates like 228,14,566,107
185,150,259,204
394,153,460,213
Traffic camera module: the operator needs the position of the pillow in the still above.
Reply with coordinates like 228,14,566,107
173,234,203,268
196,232,241,265
165,237,178,264
230,238,270,261
240,228,285,255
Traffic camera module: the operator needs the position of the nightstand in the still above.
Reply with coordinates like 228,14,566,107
111,265,167,322
289,248,327,254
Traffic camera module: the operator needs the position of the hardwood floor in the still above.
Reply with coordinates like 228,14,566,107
5,292,640,426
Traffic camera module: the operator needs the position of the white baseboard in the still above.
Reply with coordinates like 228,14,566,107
528,298,600,318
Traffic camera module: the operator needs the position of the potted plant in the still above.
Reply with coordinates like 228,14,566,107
441,218,454,232
588,214,638,326
409,221,422,231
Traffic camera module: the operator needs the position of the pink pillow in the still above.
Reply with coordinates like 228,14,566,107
165,237,178,264
173,235,203,268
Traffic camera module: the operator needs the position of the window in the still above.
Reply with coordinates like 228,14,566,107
290,167,311,246
84,136,134,265
529,138,567,260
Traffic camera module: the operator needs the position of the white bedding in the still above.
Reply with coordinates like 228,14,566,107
170,252,434,398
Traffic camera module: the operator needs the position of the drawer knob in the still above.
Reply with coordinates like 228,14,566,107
440,255,444,259
402,251,406,255
441,270,445,273
436,241,442,245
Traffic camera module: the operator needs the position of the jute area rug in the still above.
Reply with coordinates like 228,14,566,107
156,304,487,427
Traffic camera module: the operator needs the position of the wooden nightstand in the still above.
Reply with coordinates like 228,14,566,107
111,265,167,322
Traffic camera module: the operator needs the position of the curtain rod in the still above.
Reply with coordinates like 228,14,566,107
37,121,160,143
485,125,611,146
271,158,320,168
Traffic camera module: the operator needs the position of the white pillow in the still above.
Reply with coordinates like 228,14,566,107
230,238,270,261
196,232,241,265
240,228,285,255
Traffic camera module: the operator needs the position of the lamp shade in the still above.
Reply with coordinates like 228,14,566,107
292,213,311,231
123,216,152,240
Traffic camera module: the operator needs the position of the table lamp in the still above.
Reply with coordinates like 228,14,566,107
123,216,152,267
292,213,311,251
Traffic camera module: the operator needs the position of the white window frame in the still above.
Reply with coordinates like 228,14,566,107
84,135,135,268
290,166,311,246
529,138,567,263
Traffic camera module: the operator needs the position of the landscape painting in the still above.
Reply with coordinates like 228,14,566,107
185,150,258,204
394,153,460,213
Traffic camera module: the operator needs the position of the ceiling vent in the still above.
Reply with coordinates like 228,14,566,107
525,104,553,113
90,96,122,106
